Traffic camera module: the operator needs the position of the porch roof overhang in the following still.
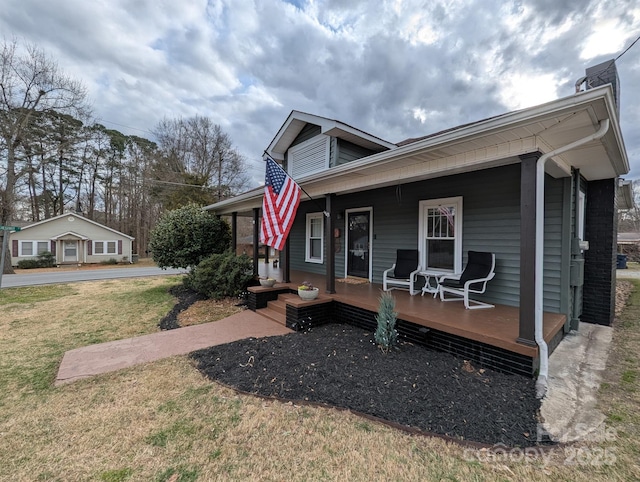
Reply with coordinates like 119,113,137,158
51,231,89,240
206,85,629,216
617,180,634,210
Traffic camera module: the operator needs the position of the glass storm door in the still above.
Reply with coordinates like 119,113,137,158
64,241,78,262
346,210,371,279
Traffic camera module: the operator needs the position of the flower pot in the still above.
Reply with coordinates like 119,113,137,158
259,278,276,287
298,287,319,300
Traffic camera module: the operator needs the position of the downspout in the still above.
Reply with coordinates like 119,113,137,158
535,118,610,399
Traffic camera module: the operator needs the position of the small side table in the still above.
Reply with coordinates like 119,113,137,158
419,270,447,297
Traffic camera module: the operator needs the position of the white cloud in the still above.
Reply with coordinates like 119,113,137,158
499,72,561,110
580,18,628,60
0,0,639,180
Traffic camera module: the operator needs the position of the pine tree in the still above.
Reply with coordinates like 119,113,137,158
375,291,398,353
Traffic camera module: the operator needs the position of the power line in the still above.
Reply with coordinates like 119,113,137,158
145,178,216,190
96,118,155,136
615,33,640,62
580,33,640,88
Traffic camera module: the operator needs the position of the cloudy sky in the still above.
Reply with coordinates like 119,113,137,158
1,0,639,186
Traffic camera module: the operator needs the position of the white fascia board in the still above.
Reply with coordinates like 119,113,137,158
203,186,264,214
296,85,627,186
19,212,76,231
618,182,634,210
20,212,135,239
51,231,89,240
266,110,395,159
266,111,329,159
320,121,396,150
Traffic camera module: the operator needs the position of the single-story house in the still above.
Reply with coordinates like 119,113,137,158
235,235,278,260
205,61,631,384
617,232,640,262
10,212,134,266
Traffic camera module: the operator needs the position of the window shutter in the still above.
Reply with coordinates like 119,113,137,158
87,241,92,255
50,241,56,255
12,239,18,256
118,240,122,255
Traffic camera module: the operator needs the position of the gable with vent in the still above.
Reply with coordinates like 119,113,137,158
288,135,330,179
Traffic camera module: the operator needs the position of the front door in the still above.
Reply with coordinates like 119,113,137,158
346,209,371,279
64,240,78,262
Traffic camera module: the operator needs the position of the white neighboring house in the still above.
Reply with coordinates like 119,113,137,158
10,213,134,266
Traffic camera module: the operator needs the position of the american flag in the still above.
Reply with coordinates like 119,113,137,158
260,157,301,250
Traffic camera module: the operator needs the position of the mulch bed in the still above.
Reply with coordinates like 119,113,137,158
191,324,547,447
163,286,548,447
158,285,208,330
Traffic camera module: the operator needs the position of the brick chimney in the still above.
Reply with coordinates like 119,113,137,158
585,59,620,118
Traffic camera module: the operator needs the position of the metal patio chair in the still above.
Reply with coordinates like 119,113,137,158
438,251,496,309
383,249,421,296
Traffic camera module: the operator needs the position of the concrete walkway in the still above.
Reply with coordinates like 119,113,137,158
55,311,291,385
56,302,616,446
540,322,613,442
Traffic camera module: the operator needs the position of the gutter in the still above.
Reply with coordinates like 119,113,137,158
535,118,610,399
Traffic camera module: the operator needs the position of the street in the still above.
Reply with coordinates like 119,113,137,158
0,266,186,288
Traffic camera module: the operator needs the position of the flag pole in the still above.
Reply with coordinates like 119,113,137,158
263,153,329,217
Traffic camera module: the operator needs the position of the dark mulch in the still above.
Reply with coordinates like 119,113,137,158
158,285,208,330
191,323,549,447
165,286,548,447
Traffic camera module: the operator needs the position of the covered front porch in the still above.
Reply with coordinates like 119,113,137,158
251,265,566,377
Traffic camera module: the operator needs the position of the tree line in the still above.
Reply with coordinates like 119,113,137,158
0,38,249,271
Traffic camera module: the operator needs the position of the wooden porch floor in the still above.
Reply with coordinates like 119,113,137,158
257,264,565,359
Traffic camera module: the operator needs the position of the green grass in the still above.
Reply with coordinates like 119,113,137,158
0,277,180,399
99,467,133,482
156,466,199,482
0,284,76,305
1,276,639,480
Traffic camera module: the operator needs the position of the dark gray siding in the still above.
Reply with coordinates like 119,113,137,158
543,175,564,311
292,124,321,147
334,139,378,166
289,201,327,276
289,163,567,312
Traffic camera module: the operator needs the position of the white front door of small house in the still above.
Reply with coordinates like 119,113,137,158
63,240,78,262
345,208,372,280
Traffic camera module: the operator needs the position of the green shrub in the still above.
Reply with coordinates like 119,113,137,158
374,291,398,353
17,259,40,269
186,252,253,300
100,258,119,265
37,251,55,268
149,203,231,269
17,251,56,269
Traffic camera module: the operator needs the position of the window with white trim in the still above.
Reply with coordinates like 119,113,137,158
19,241,49,257
94,240,117,255
305,213,324,263
418,197,463,273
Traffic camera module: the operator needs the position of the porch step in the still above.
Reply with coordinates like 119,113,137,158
256,306,286,325
255,292,331,326
266,297,287,315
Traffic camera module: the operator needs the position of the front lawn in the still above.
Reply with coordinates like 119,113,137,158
0,277,638,481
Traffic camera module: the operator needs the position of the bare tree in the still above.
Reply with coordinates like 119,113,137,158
619,180,640,232
0,38,88,273
152,116,249,207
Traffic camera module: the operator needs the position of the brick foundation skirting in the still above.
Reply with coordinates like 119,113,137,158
250,293,542,377
247,287,290,311
333,301,536,377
